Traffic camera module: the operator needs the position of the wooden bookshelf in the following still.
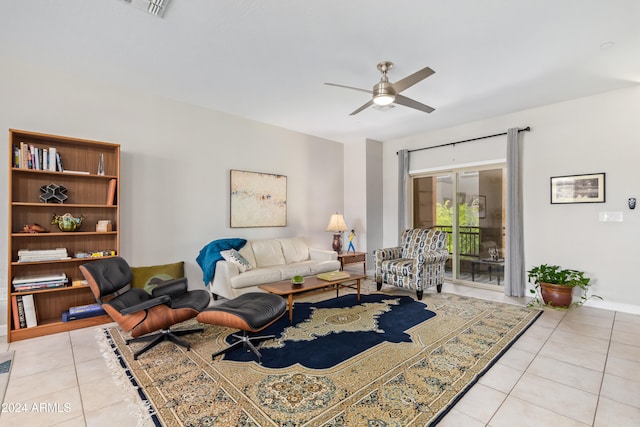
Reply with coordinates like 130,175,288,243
7,129,120,341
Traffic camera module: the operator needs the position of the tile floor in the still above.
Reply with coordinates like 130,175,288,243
0,281,638,426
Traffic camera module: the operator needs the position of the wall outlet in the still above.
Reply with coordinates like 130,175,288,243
599,211,623,222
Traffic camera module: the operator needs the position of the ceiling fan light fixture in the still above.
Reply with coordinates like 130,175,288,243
373,93,395,106
373,80,396,106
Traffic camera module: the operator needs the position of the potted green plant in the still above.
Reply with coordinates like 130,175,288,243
527,264,601,308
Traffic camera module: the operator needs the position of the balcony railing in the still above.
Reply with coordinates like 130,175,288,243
434,225,479,257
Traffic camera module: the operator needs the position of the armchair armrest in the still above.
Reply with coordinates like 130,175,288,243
120,295,171,315
151,277,188,298
374,247,402,262
417,249,450,265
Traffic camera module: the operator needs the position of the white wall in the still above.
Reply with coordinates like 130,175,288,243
343,139,383,271
0,59,345,331
365,139,383,268
344,142,367,252
384,85,640,312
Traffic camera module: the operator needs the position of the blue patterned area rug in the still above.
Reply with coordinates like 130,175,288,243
101,291,541,426
226,294,436,368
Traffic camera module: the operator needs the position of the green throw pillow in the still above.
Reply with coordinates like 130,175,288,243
144,273,174,294
130,261,184,291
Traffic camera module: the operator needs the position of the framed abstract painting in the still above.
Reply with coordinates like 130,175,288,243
230,170,287,227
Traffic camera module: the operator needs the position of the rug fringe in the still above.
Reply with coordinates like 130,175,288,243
96,329,159,427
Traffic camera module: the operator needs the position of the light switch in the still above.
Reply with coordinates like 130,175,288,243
599,211,623,222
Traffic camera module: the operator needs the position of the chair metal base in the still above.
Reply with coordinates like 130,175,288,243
126,326,204,360
211,330,276,364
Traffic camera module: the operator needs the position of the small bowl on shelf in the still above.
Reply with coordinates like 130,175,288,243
291,275,305,286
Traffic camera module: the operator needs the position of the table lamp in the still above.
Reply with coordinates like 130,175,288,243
326,213,348,253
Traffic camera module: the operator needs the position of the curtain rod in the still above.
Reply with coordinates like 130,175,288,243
398,126,531,154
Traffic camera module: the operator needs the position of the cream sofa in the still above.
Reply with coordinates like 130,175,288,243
210,237,340,300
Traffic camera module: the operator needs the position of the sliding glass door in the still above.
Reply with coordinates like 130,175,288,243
412,166,505,286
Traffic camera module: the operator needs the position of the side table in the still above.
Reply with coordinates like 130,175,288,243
338,251,367,276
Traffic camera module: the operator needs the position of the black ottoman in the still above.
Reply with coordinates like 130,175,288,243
197,292,286,363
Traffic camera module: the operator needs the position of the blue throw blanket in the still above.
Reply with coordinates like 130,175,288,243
196,238,247,285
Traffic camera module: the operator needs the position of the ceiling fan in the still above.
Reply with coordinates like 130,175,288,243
325,61,436,115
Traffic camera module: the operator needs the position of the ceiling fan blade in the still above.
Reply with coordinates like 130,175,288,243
324,82,371,94
392,66,435,93
394,94,435,113
350,100,374,115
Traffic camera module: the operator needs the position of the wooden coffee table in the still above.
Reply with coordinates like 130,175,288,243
258,273,365,323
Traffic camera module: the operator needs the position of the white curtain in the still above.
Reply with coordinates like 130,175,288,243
505,128,525,296
398,149,410,244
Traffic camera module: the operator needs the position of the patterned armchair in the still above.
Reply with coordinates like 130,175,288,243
374,228,449,300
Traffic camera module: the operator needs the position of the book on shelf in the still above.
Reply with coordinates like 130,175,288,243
62,170,90,175
106,178,117,205
56,151,63,172
62,307,107,322
11,295,22,329
12,272,67,285
22,294,38,328
13,144,64,171
49,147,57,171
69,303,104,316
12,272,69,292
12,144,19,168
13,281,68,292
17,248,69,262
15,295,27,328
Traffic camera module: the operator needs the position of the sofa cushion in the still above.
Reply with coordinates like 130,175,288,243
220,249,253,273
230,268,283,289
278,237,310,264
310,260,341,275
273,263,312,280
251,239,286,267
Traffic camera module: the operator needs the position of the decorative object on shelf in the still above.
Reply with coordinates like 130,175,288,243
96,220,112,232
106,178,117,205
51,213,84,232
291,275,305,286
21,223,48,233
230,170,287,228
97,153,104,175
347,229,356,252
527,263,601,308
550,172,606,204
39,183,68,203
326,213,349,253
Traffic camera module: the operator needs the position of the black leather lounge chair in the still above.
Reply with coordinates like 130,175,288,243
80,256,211,360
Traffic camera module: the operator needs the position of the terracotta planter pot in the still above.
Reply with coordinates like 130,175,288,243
540,282,573,307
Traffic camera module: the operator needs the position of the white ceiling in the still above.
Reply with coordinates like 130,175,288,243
1,0,639,144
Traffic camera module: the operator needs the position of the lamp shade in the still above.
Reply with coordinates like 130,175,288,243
326,213,348,233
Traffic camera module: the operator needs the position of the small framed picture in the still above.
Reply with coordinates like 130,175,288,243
550,173,605,204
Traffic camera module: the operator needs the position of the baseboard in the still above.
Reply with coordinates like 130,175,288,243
584,299,640,315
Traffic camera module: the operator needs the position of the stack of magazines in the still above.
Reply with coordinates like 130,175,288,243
18,248,69,262
12,273,69,292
